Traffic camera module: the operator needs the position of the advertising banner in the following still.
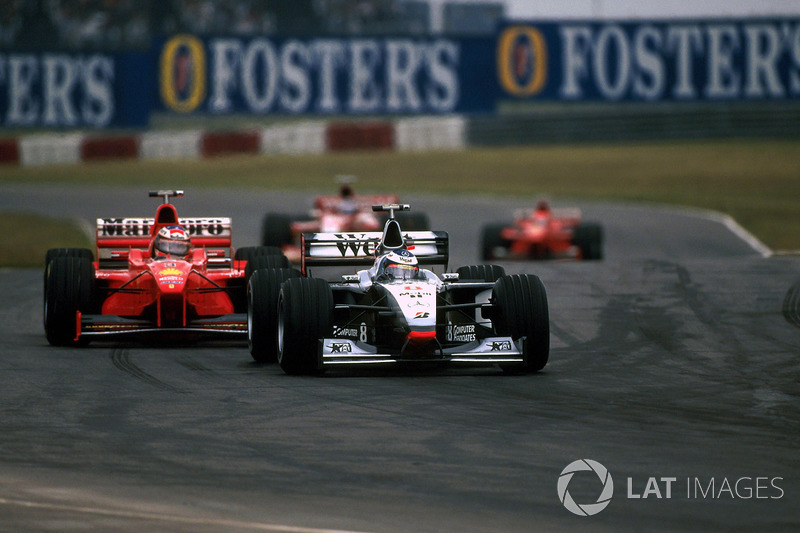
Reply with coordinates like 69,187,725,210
0,51,152,129
155,34,496,115
497,18,800,102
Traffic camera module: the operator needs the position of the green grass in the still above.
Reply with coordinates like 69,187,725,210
0,213,93,268
2,138,799,267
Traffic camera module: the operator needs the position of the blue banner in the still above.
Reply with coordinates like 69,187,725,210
155,35,496,115
497,18,800,102
0,51,152,128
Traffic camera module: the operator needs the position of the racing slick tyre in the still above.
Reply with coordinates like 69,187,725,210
480,224,509,261
45,247,94,267
492,274,549,373
235,246,284,261
248,267,302,363
395,212,430,231
261,214,294,248
573,223,604,260
277,277,334,375
244,253,291,282
456,264,505,282
44,256,96,346
43,248,94,319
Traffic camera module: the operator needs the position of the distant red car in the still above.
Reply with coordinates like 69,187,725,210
481,201,603,261
261,189,429,263
44,190,286,346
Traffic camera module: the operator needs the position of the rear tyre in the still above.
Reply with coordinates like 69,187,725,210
277,277,333,375
235,246,284,261
244,253,290,282
261,214,294,248
248,268,302,363
395,212,430,231
573,223,604,260
230,247,288,311
456,264,505,282
44,256,96,346
492,274,549,373
480,224,508,261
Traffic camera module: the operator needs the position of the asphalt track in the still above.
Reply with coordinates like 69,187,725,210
1,185,799,532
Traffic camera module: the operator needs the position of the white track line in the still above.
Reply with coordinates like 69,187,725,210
695,209,773,258
650,204,774,258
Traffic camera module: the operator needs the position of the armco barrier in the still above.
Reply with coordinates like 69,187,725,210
1,117,466,166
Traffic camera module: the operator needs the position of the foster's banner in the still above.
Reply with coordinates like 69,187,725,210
497,19,800,102
0,52,151,128
157,34,495,115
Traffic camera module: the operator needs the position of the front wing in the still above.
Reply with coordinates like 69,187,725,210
77,313,247,340
318,336,526,368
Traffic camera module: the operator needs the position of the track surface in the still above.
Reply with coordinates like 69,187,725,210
1,185,799,532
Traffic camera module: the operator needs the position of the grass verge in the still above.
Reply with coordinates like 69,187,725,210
0,213,92,268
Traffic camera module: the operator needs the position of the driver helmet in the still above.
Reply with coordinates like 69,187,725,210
153,225,191,258
535,199,551,213
339,184,357,214
376,249,420,281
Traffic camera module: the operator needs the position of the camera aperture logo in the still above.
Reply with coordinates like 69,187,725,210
558,460,785,517
558,459,614,516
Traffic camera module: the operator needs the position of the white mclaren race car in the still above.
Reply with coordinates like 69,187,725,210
247,205,550,375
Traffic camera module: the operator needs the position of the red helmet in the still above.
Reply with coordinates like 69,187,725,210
153,225,191,258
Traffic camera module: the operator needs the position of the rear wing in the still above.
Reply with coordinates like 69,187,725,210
301,231,449,274
96,217,233,268
313,194,398,212
514,207,582,222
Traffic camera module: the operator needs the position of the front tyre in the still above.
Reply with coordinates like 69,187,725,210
492,274,549,373
43,248,94,325
277,277,333,375
481,224,508,261
573,222,604,260
248,267,302,363
44,256,96,346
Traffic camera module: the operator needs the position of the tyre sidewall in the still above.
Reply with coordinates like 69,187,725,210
493,274,549,372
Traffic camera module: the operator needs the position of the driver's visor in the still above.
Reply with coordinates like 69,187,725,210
158,240,190,257
386,264,419,280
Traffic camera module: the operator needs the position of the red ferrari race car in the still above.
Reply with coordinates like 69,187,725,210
480,200,603,261
43,190,287,346
261,182,429,263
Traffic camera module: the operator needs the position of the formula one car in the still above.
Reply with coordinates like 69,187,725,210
247,204,549,374
44,190,287,346
481,200,603,261
260,183,429,263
